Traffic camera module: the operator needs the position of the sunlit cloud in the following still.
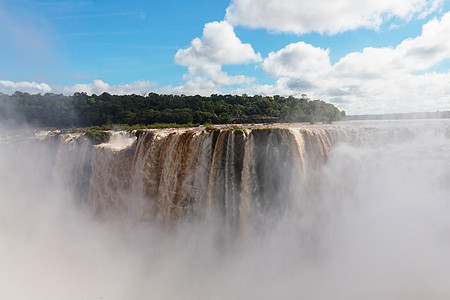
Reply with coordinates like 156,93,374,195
256,12,450,113
1,5,449,114
0,79,155,96
55,80,155,95
174,21,261,93
0,80,52,94
226,0,444,34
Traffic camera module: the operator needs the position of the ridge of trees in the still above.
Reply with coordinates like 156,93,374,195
0,91,346,128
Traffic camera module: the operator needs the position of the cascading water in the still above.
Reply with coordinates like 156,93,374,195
86,126,354,229
0,120,449,299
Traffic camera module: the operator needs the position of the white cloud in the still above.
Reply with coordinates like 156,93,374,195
174,21,261,93
0,80,52,94
157,77,220,96
258,12,450,113
175,21,261,66
2,12,449,114
263,42,331,80
57,80,155,95
183,64,255,86
225,0,443,34
331,14,450,79
0,80,155,96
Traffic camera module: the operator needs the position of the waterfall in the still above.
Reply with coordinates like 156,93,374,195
85,125,376,228
9,121,444,230
1,120,450,299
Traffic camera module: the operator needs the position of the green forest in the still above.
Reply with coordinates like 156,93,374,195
0,91,346,128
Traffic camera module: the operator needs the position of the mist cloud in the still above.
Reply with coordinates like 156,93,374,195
1,120,449,299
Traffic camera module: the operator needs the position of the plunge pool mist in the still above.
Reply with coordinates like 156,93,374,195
0,119,449,299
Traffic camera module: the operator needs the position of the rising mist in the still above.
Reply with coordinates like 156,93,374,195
0,120,449,300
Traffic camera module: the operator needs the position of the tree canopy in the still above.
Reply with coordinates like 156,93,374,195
0,92,346,128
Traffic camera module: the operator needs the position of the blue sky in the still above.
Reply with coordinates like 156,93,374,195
0,0,449,114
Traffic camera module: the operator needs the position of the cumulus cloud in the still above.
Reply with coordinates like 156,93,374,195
174,21,261,93
332,15,450,79
225,0,443,34
0,80,155,96
175,21,261,66
157,77,221,96
55,80,155,95
0,80,52,94
263,42,331,81
258,12,450,113
2,11,449,114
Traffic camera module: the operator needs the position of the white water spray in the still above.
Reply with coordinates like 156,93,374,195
0,120,449,299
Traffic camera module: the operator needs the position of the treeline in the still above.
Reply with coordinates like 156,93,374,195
0,91,345,128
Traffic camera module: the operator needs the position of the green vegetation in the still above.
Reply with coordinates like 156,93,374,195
0,91,346,128
84,129,110,144
204,124,216,132
227,125,245,131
